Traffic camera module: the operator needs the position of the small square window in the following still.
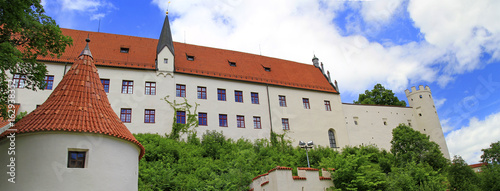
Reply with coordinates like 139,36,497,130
176,84,186,97
237,115,245,128
253,116,261,129
121,80,133,94
199,113,207,126
251,92,259,104
219,114,228,127
198,86,207,99
67,151,86,168
120,47,129,53
145,82,156,95
44,75,54,90
101,79,110,93
186,55,195,61
177,111,186,124
145,109,155,123
121,108,132,123
235,90,243,103
217,89,226,101
164,58,168,64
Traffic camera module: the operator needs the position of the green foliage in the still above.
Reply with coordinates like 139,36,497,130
0,0,72,119
479,141,500,190
354,84,406,106
479,163,500,191
14,111,28,123
391,124,448,171
162,96,199,140
448,156,480,191
480,141,500,164
320,145,389,191
387,162,447,191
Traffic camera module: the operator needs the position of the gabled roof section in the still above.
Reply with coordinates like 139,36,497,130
157,14,175,55
173,43,338,93
38,28,157,70
3,40,145,159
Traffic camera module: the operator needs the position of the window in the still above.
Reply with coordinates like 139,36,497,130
145,82,156,95
217,89,226,101
101,79,110,93
264,67,271,72
353,117,358,125
13,74,26,88
199,113,207,126
121,80,133,94
251,92,259,104
229,61,236,67
43,75,54,90
176,111,186,124
219,114,228,127
164,58,168,64
282,118,289,130
253,117,261,129
324,101,331,111
235,90,243,102
120,47,129,53
279,95,287,107
303,98,310,109
186,54,194,61
176,84,186,97
419,95,423,98
120,108,132,123
328,130,337,148
237,115,245,128
144,109,155,123
197,86,207,99
67,151,86,168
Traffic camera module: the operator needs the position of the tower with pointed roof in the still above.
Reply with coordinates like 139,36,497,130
156,12,176,76
0,38,145,191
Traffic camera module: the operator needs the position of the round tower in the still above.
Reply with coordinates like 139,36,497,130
0,38,145,190
405,85,450,159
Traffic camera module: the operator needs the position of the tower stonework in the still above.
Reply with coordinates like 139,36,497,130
405,85,450,159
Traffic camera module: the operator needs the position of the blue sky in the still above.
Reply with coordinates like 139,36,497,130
41,0,500,164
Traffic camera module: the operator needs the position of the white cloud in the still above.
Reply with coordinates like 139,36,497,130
148,0,500,96
42,0,115,28
434,98,446,109
446,112,500,164
408,0,500,75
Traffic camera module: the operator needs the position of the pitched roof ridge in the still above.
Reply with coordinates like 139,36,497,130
1,41,145,159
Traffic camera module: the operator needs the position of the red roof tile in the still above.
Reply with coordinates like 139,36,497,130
292,176,307,180
261,181,269,186
39,28,337,93
469,163,487,168
1,44,145,159
319,176,332,180
297,167,319,171
268,166,293,173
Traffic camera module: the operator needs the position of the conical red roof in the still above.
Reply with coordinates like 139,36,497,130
1,39,144,159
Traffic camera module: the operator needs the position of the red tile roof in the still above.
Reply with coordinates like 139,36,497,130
268,166,293,173
260,181,269,186
319,176,332,180
469,163,487,168
1,46,145,159
292,176,307,180
39,28,337,93
297,167,319,171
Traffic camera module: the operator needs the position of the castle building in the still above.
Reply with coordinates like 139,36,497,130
0,38,145,190
3,14,449,159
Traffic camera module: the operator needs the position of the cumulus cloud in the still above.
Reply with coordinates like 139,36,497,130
434,98,446,109
150,0,500,96
43,0,115,28
446,112,500,164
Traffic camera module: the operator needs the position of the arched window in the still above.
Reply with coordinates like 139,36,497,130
328,129,337,148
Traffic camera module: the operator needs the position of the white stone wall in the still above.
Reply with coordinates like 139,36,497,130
342,104,416,151
250,168,334,191
0,132,140,191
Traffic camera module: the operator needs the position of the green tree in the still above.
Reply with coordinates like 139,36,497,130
354,84,406,106
479,141,500,190
0,0,72,118
390,124,448,171
480,141,500,164
448,156,480,191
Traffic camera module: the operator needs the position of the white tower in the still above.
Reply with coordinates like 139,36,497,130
405,85,450,159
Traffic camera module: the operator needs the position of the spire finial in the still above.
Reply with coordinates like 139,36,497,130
80,34,93,58
166,1,171,15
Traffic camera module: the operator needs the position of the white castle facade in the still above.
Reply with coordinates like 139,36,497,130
7,15,449,159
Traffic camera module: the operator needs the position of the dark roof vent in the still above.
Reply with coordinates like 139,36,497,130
186,54,194,61
229,61,236,67
120,47,129,53
264,67,271,72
